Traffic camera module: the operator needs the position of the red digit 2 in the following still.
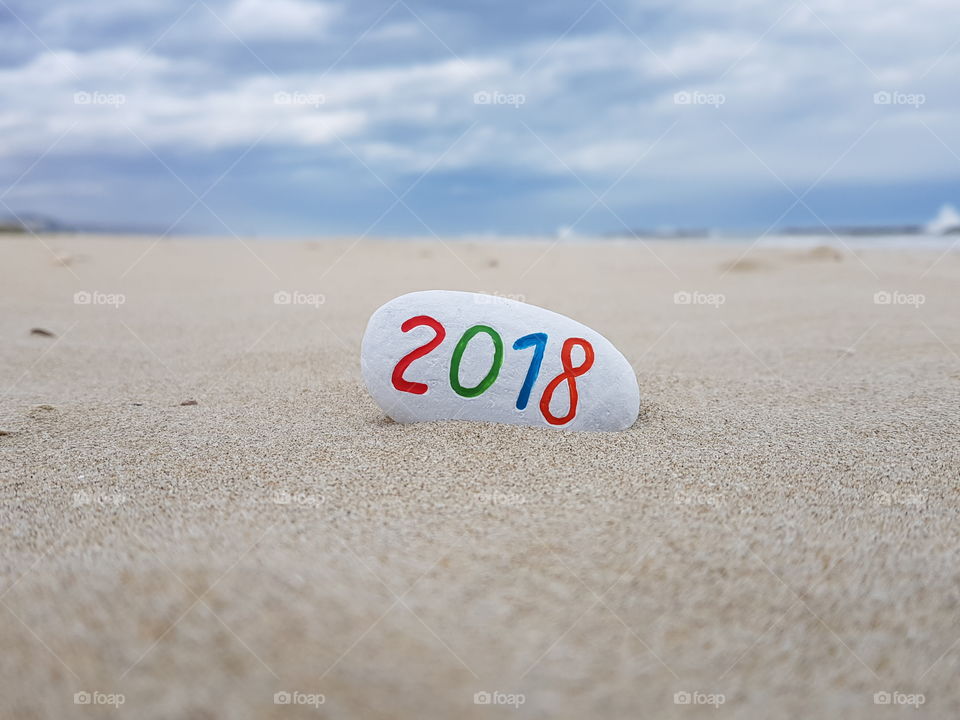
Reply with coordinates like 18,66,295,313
391,315,446,394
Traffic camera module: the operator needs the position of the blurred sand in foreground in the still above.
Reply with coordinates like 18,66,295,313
1,235,959,719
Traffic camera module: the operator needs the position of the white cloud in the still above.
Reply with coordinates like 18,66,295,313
224,0,339,40
2,0,960,202
366,21,422,42
655,31,755,78
0,48,367,152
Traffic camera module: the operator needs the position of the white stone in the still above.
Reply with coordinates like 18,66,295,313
361,291,639,431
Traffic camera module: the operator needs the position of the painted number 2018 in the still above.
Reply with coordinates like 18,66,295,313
390,315,594,426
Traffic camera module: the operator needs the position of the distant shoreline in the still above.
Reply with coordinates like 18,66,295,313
4,230,958,250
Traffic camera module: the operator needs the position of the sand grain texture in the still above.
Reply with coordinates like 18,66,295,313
1,236,959,719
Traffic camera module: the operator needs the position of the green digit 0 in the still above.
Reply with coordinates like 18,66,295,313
449,325,503,397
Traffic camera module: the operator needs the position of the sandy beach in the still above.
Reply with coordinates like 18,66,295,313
1,235,958,718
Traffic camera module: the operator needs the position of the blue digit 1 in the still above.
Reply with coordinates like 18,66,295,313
512,333,547,410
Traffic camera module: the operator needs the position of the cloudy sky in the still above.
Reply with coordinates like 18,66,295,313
1,0,958,236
